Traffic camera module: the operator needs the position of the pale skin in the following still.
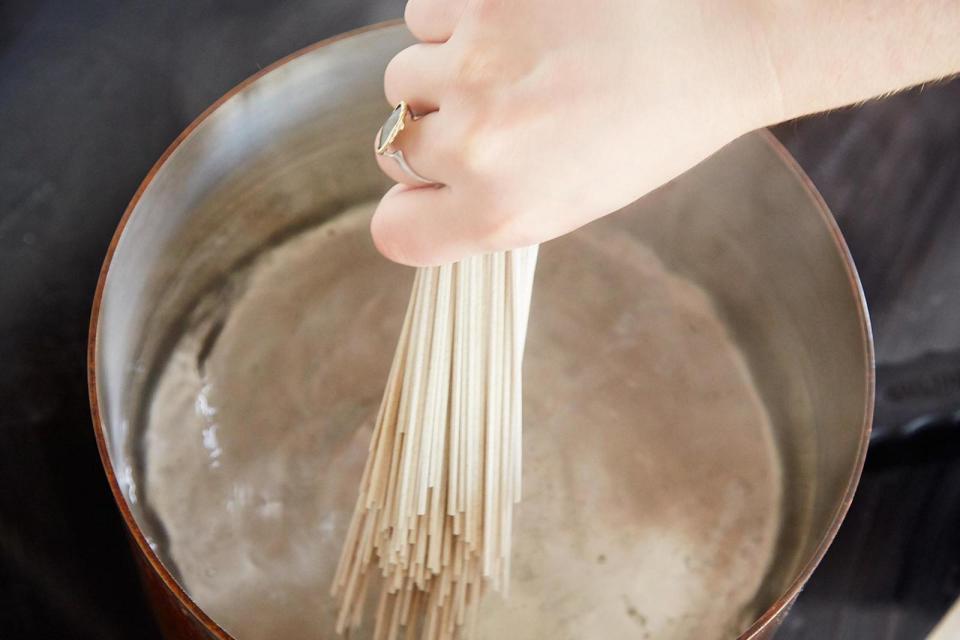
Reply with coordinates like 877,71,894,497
372,0,960,267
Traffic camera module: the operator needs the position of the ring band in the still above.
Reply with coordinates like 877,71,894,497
382,148,439,185
376,101,441,187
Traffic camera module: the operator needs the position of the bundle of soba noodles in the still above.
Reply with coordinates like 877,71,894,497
332,246,538,640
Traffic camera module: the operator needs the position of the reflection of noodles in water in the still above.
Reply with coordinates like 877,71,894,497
330,246,538,640
143,202,782,640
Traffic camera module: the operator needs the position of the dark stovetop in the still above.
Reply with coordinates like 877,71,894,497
1,1,958,638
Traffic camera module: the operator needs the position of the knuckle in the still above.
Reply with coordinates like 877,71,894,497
383,45,418,103
470,0,508,21
403,0,421,25
403,0,436,39
451,43,500,93
383,55,403,103
443,93,502,173
457,119,505,178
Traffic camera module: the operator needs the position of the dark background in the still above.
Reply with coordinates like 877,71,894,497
1,1,958,638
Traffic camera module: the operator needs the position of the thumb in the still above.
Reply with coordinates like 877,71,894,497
371,184,484,267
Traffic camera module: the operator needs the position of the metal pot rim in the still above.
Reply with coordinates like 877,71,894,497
86,20,875,640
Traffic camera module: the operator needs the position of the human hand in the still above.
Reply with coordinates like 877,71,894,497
371,0,781,266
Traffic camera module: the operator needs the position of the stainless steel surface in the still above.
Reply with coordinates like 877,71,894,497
89,23,873,640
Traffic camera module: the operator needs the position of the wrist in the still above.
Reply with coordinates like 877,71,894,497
703,0,791,135
743,0,960,125
726,0,790,128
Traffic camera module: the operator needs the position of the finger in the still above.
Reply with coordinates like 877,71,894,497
371,184,483,266
384,43,449,113
375,110,451,187
405,0,468,43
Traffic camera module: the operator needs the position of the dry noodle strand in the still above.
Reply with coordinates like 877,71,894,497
332,247,538,640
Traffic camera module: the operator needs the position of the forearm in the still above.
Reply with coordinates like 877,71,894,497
756,0,960,122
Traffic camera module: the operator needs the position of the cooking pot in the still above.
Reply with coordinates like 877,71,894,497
88,21,874,640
